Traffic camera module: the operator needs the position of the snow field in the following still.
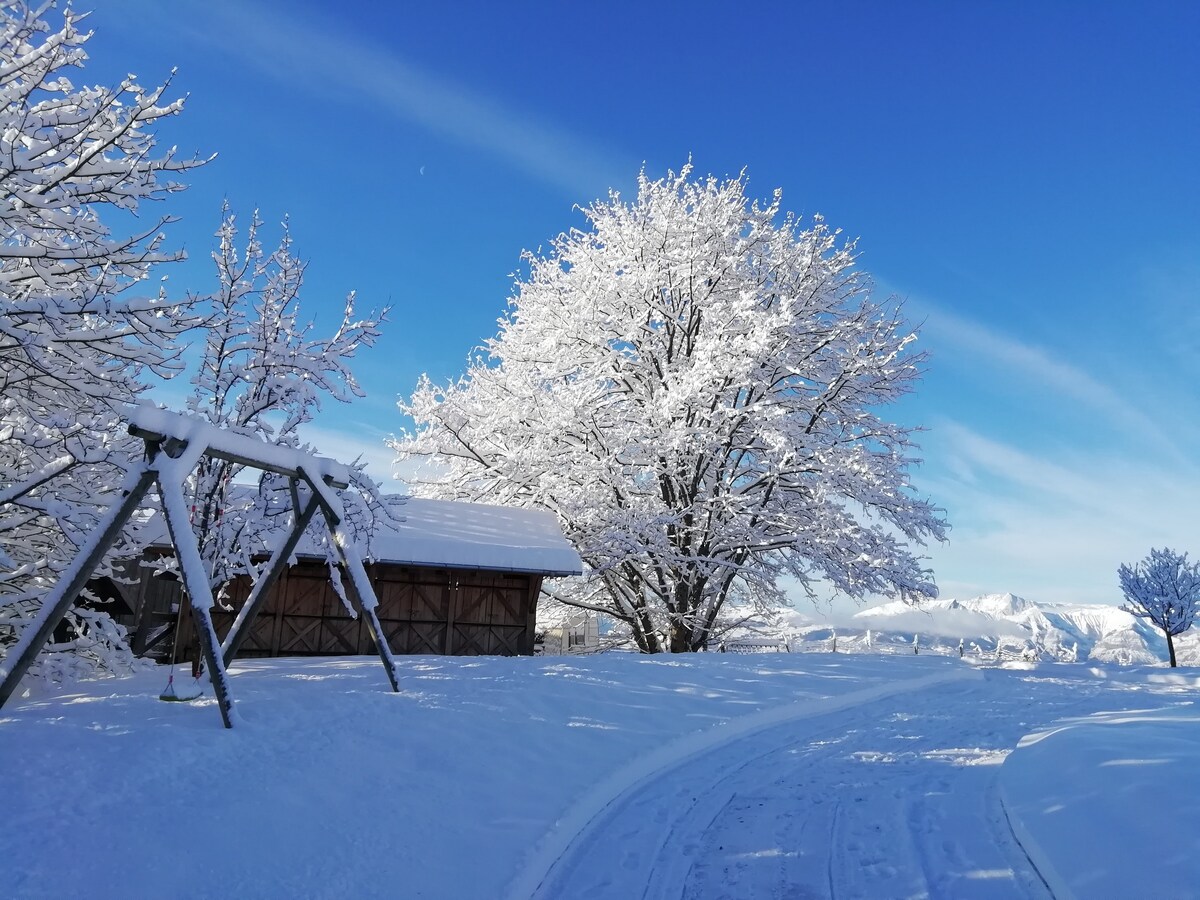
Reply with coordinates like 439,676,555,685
999,682,1200,900
1,654,1197,899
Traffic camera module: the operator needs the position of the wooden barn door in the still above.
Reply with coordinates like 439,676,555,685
371,565,450,655
276,567,333,655
194,563,372,657
447,571,534,656
366,565,538,657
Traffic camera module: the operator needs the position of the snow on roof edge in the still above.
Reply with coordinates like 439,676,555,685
141,494,583,577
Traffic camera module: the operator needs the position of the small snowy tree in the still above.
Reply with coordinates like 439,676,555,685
182,209,390,595
1118,547,1200,668
395,164,946,653
0,1,204,678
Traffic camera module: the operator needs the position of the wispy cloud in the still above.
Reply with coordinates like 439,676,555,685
1140,253,1200,367
159,3,628,199
918,303,1191,464
923,420,1200,606
932,422,1131,515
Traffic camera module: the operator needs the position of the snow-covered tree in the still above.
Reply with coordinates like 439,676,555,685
395,164,947,652
182,208,389,595
1118,547,1200,668
0,1,203,677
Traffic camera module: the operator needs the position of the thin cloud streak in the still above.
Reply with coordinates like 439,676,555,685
169,4,628,199
932,422,1130,516
919,303,1190,465
924,420,1200,606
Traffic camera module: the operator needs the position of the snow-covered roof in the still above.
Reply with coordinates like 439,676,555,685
353,497,582,576
143,495,583,577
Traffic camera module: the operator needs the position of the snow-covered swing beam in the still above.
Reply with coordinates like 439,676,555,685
0,407,401,728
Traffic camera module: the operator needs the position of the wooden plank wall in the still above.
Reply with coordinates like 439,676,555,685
143,560,541,659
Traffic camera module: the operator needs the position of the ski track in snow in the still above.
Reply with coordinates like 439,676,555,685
507,670,976,900
525,670,1110,900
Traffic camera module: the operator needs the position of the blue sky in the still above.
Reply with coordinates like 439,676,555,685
84,1,1199,608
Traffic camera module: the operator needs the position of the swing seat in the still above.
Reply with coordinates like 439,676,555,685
158,675,202,702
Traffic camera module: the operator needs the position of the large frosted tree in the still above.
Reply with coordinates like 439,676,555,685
0,1,203,678
395,164,947,652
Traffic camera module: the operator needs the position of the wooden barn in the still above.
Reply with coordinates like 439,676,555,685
125,497,581,660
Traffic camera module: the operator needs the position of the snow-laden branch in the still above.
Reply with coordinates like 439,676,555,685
0,1,206,683
180,207,391,592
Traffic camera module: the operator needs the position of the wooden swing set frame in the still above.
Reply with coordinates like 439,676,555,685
0,408,400,728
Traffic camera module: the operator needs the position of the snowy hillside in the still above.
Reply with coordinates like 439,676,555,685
780,592,1200,666
1,654,1197,898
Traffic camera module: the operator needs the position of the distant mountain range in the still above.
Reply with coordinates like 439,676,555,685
777,593,1200,666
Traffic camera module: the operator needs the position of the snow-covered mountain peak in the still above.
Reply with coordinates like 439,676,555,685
957,592,1034,617
790,591,1197,666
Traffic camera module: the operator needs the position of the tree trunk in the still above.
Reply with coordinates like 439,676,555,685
669,621,693,653
669,582,698,652
1166,630,1178,667
629,609,661,653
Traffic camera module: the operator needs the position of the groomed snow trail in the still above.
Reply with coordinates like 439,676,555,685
528,669,1109,900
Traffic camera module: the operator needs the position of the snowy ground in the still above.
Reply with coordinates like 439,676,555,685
2,653,1197,899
